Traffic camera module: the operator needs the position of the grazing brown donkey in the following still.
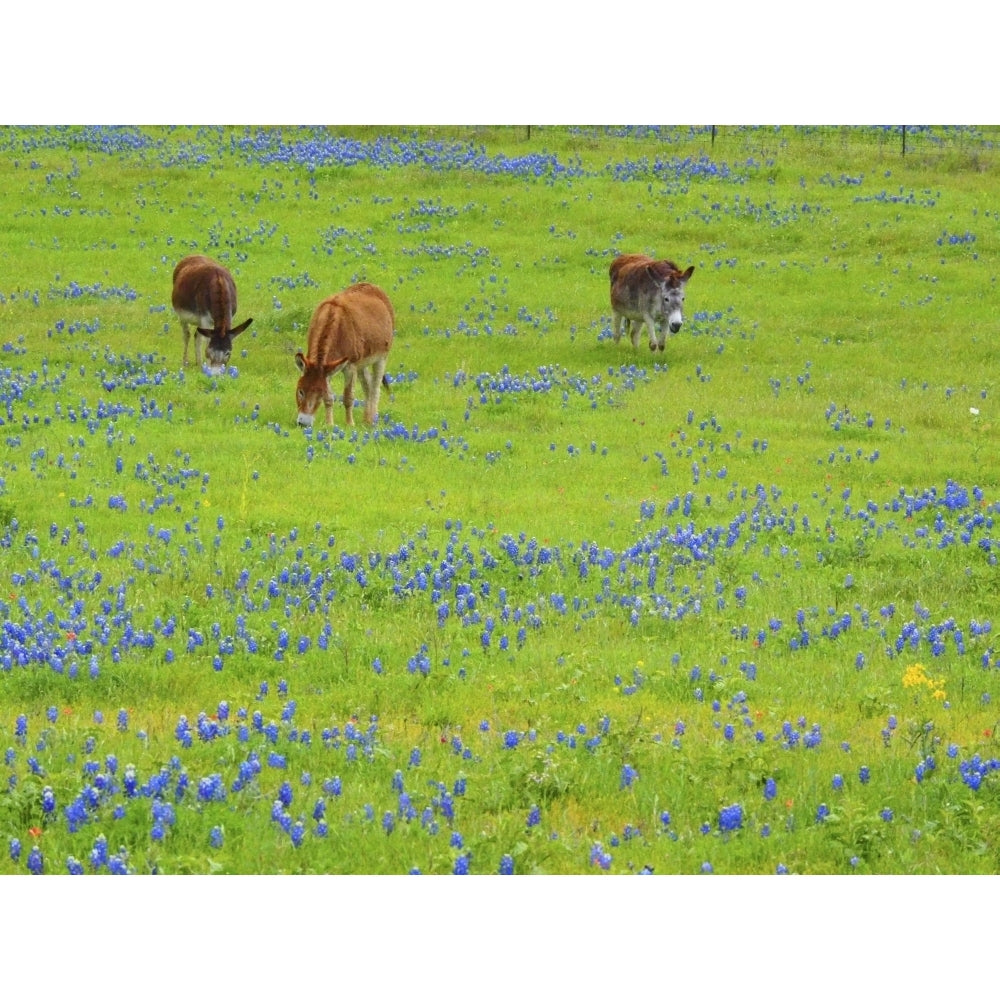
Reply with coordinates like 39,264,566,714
294,282,394,428
609,253,694,351
171,255,253,373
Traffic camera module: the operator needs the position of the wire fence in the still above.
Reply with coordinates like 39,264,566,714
517,125,1000,165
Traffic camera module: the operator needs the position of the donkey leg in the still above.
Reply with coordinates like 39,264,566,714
644,316,658,351
365,358,388,424
612,312,624,344
342,371,356,427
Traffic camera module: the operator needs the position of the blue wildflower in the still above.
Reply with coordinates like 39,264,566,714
27,846,43,875
590,842,612,870
718,803,743,833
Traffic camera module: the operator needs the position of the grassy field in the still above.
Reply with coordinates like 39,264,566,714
2,125,1000,875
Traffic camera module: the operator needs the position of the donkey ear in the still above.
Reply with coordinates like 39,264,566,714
294,351,308,373
680,266,694,281
324,357,350,376
231,318,253,336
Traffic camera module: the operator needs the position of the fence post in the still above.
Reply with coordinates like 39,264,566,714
902,126,907,157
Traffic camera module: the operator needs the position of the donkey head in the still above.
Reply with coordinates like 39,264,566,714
197,317,253,374
294,352,350,427
658,265,695,334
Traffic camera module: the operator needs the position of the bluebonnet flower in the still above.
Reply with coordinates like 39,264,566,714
776,863,788,874
41,786,55,814
9,837,21,863
832,774,844,791
764,777,777,800
816,803,830,822
382,811,395,834
859,765,871,784
27,846,43,874
175,716,192,748
324,776,342,796
590,842,612,870
210,826,224,848
527,805,541,827
290,822,305,848
197,774,226,803
499,854,514,874
66,856,85,875
700,861,714,874
453,853,470,875
117,709,129,732
881,807,894,822
89,834,108,870
718,803,743,833
503,731,520,749
408,747,422,767
620,764,638,789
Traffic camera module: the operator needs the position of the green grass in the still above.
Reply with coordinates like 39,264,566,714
3,125,1000,875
